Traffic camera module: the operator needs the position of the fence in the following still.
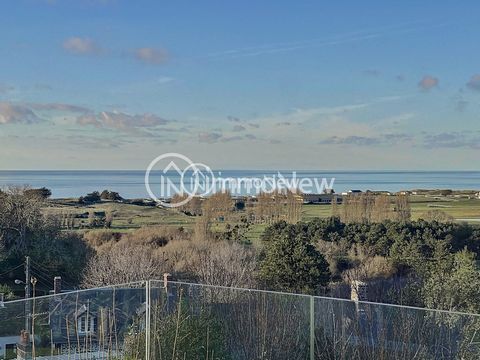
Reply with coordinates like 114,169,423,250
0,280,479,359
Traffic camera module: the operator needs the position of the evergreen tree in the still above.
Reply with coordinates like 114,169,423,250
260,225,330,294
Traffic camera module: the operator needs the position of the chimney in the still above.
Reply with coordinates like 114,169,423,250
54,276,62,294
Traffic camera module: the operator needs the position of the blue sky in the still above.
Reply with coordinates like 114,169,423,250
0,0,479,170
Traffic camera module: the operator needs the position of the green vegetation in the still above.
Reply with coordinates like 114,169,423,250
259,222,330,294
1,186,479,314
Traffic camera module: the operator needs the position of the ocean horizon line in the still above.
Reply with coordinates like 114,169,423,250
0,169,479,173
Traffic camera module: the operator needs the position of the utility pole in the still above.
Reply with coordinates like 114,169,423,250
25,256,31,345
25,256,31,299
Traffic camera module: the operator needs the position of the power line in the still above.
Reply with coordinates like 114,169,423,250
30,268,54,285
0,264,24,277
30,261,76,289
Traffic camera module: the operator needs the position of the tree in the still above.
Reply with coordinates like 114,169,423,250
0,284,15,300
82,241,164,287
0,186,45,252
422,249,480,313
202,191,234,221
259,225,330,294
79,191,101,204
285,190,303,224
105,210,114,228
394,194,411,222
100,190,123,201
0,187,92,286
24,187,52,199
372,194,392,222
182,240,257,288
421,210,454,223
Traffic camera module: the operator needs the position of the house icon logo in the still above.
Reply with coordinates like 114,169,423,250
145,153,215,207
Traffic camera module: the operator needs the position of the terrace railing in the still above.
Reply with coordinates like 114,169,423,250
1,280,479,359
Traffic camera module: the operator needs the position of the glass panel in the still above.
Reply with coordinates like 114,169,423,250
149,280,311,360
313,297,480,359
0,282,146,359
2,280,479,359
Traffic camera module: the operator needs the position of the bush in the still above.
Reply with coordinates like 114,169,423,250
24,187,52,199
100,190,123,201
79,191,101,204
83,230,122,247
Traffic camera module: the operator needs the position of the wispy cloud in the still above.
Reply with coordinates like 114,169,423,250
133,47,169,65
232,124,246,132
0,84,15,94
0,102,43,125
30,103,90,113
198,132,222,143
319,133,413,146
363,69,381,77
202,23,438,59
198,131,258,144
157,76,175,84
466,74,480,91
76,111,170,131
418,75,439,91
455,100,469,112
62,37,103,55
227,116,241,122
423,132,480,149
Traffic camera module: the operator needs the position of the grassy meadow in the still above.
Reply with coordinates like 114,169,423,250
45,195,480,244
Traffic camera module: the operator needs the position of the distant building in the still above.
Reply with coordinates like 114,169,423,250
342,190,362,196
302,193,342,204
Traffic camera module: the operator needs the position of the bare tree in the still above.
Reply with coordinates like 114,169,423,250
421,210,454,223
0,186,45,252
395,194,411,222
372,194,392,222
202,191,234,221
285,190,303,224
81,242,165,288
187,240,257,288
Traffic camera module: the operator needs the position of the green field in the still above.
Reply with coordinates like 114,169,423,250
46,195,480,244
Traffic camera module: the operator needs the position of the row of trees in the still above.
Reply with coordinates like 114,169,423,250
172,190,303,225
334,193,411,223
78,190,123,204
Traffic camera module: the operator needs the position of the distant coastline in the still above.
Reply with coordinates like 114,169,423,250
0,170,479,199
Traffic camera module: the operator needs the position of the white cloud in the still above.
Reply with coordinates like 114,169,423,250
134,47,169,65
62,37,102,55
0,102,42,125
76,111,169,131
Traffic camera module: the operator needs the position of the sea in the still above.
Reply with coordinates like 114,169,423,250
0,170,479,199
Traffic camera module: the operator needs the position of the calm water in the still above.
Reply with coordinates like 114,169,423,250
0,170,479,199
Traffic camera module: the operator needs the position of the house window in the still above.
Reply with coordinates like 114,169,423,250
77,315,95,334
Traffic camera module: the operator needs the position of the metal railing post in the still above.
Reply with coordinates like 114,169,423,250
145,280,151,360
310,295,315,360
